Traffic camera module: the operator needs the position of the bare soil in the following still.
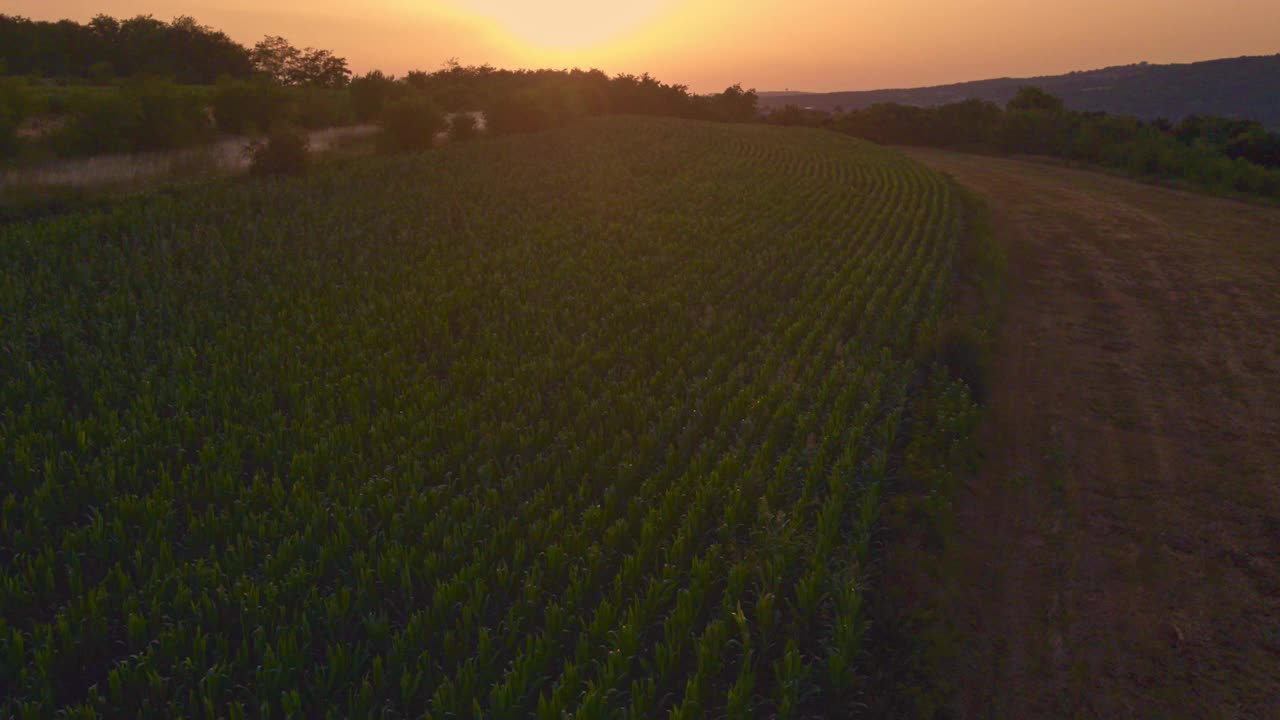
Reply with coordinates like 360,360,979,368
902,148,1280,719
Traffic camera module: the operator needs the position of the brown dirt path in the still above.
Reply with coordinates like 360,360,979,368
902,149,1280,719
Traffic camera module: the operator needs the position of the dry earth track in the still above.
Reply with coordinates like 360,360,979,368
901,148,1280,719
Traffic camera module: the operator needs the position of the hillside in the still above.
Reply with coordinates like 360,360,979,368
0,117,974,717
761,55,1280,127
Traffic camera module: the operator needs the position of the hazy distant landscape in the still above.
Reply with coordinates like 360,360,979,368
761,55,1280,128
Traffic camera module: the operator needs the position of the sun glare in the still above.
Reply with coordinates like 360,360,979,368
450,0,672,49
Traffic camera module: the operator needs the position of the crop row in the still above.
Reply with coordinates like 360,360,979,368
0,117,959,717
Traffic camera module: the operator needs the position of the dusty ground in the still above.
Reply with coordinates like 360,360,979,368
902,149,1280,719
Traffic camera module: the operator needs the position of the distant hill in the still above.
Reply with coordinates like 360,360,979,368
760,55,1280,128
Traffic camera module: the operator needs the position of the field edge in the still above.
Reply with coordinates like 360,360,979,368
862,185,1006,718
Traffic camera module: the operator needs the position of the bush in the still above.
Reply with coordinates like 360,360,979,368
920,318,989,403
53,80,212,155
52,91,140,155
127,79,214,151
485,89,560,135
87,61,116,86
349,71,402,122
0,78,40,159
379,95,444,152
449,112,479,141
291,87,355,130
0,105,19,160
213,78,289,135
247,123,309,176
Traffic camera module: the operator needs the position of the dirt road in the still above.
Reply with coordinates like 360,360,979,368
902,149,1280,718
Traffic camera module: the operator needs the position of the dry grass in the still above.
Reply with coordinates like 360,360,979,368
1,125,379,189
902,147,1280,719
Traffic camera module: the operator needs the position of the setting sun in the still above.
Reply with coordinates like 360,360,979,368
449,0,672,49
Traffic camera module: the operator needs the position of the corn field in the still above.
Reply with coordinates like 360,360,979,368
0,116,973,718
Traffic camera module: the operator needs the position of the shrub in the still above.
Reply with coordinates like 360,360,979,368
247,123,309,176
126,79,214,151
52,91,140,155
1125,138,1162,177
0,78,40,159
379,95,444,152
449,112,479,141
920,318,989,403
0,105,18,160
485,89,558,135
53,80,212,155
87,61,116,85
291,87,355,130
349,71,401,122
213,78,290,135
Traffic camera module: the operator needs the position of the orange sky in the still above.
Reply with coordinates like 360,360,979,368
13,0,1280,92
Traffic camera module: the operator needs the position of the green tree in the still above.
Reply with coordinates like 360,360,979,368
250,35,300,85
212,77,290,134
379,94,445,151
1006,86,1065,114
288,48,350,88
349,70,402,121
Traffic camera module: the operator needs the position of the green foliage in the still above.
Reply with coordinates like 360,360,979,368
1006,85,1065,114
212,78,289,135
0,13,254,83
449,112,479,141
50,88,140,155
349,70,403,122
209,81,353,136
250,35,351,88
126,79,215,151
0,76,40,159
825,88,1280,200
485,88,564,134
247,122,309,175
51,79,213,155
289,87,355,130
378,95,445,152
0,104,19,159
766,104,823,127
0,117,963,717
483,81,606,135
999,107,1072,155
697,84,760,123
86,60,116,85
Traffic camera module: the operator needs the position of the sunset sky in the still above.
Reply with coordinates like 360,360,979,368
14,0,1280,92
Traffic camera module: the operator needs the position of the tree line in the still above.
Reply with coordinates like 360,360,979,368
0,14,253,83
0,13,759,164
5,13,1275,201
767,88,1280,199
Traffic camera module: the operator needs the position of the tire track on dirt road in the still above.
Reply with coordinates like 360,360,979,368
901,149,1280,719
